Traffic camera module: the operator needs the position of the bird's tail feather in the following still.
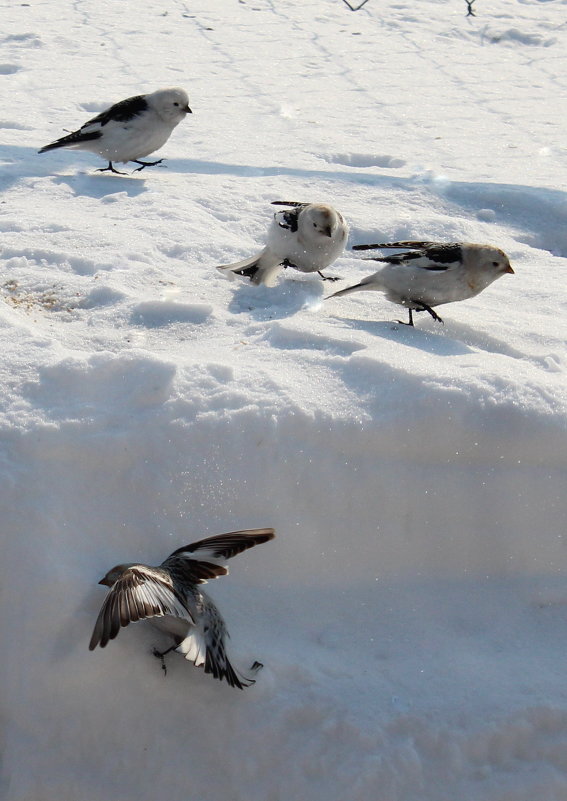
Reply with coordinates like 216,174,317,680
327,280,372,299
217,252,262,274
217,248,282,287
175,625,263,689
235,264,261,280
176,630,206,667
38,141,66,154
38,130,102,154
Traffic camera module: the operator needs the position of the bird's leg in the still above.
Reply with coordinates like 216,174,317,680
282,259,299,270
397,304,443,326
152,645,176,676
317,271,342,282
96,161,128,175
415,302,444,324
396,308,415,326
132,158,164,172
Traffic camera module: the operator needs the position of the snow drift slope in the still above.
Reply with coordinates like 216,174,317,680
1,1,567,800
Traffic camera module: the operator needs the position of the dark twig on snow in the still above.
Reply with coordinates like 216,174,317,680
465,0,477,16
341,0,370,10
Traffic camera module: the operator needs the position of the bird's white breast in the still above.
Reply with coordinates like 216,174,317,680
267,216,347,271
79,111,177,162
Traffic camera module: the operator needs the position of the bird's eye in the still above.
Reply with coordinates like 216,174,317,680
173,102,179,107
492,261,500,267
313,222,317,228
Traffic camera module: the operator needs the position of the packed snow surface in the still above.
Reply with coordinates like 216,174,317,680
2,0,567,799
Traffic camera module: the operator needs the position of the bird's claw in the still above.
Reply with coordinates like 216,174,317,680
132,158,164,172
152,647,168,676
96,164,127,175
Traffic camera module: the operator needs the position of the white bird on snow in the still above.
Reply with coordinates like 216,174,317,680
89,528,275,689
217,201,349,287
38,87,192,174
327,240,514,325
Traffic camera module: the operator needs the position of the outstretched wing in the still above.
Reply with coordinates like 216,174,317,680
163,528,276,585
89,565,190,650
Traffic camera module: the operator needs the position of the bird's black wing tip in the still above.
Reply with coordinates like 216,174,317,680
351,243,384,251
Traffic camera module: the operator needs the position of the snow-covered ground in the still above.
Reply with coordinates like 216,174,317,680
2,1,567,799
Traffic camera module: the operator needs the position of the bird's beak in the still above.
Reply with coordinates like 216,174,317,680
506,265,514,274
323,226,333,238
185,105,192,114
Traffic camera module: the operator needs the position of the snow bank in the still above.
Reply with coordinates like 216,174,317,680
2,0,567,799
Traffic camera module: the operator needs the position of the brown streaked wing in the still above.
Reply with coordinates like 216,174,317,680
163,528,275,584
161,528,275,584
88,565,191,651
166,528,275,562
164,558,228,586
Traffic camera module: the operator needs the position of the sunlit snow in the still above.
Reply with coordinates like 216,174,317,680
2,1,567,800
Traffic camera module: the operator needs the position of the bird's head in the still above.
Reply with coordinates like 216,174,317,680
98,564,134,587
150,87,192,123
301,204,345,241
485,247,514,275
479,246,514,278
466,245,514,292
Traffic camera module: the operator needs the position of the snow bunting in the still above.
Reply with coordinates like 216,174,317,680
328,241,514,325
217,201,349,286
89,528,275,689
38,87,192,174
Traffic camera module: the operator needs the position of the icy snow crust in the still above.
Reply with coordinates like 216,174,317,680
2,0,567,799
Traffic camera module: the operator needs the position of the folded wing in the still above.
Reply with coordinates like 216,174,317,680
353,241,462,269
352,241,442,251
